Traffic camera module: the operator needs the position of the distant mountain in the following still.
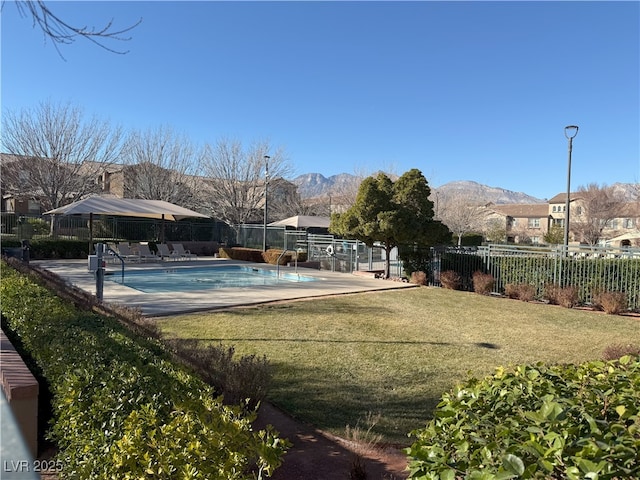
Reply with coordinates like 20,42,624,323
292,174,545,204
292,173,362,199
433,181,545,205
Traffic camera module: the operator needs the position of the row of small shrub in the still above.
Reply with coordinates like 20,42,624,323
437,252,639,311
0,261,288,479
439,270,495,295
406,356,640,479
439,270,629,314
506,283,629,314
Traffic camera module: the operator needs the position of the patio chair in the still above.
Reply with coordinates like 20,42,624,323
157,243,180,261
116,243,141,262
171,243,197,260
134,243,161,262
102,243,118,264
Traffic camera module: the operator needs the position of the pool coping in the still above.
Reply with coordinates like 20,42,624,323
32,258,416,317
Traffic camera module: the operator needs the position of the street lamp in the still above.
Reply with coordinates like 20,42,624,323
563,125,579,249
262,155,270,251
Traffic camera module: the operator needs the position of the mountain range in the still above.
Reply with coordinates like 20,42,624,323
292,174,638,205
292,173,545,204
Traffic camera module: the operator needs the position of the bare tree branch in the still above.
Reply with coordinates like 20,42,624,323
436,196,485,246
8,0,141,59
1,100,124,212
122,126,198,208
572,183,627,245
197,138,292,234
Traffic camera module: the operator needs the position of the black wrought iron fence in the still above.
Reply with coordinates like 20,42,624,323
0,212,231,243
431,244,640,311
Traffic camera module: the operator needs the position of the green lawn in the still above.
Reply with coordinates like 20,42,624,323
157,287,639,445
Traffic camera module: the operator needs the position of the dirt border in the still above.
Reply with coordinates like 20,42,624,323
254,402,408,480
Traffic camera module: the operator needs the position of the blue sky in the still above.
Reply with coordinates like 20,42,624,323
2,1,639,200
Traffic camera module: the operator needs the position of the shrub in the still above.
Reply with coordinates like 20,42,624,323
603,343,640,361
472,271,494,295
439,270,461,290
504,283,520,299
262,249,292,265
409,271,427,285
218,247,265,263
165,339,271,409
593,291,628,315
505,283,536,302
0,261,288,478
544,283,579,308
406,357,640,479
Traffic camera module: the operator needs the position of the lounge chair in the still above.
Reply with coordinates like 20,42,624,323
134,243,161,262
103,243,119,263
157,243,180,261
116,243,141,262
171,243,196,260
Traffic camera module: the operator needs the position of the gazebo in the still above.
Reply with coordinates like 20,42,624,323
44,195,209,248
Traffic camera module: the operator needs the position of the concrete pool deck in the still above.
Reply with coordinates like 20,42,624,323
32,257,415,316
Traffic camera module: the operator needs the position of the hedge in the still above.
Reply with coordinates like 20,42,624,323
1,238,90,259
406,358,640,479
218,247,305,265
0,261,288,479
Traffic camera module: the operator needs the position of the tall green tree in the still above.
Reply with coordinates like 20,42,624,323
330,169,450,278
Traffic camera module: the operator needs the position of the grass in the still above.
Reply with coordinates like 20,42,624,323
157,287,639,445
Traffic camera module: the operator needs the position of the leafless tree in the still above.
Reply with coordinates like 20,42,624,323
437,196,485,246
122,126,198,208
631,182,640,231
1,101,124,229
571,183,627,245
265,178,309,221
6,0,141,58
197,138,292,235
483,218,507,243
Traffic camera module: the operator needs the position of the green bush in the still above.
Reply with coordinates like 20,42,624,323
406,357,640,479
0,262,288,479
20,239,90,259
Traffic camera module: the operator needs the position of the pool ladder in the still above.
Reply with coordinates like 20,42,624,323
107,248,126,283
276,249,298,279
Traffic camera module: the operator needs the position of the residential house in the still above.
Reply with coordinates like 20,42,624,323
483,203,550,244
548,192,639,245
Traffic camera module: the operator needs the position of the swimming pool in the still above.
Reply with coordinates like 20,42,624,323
105,265,317,293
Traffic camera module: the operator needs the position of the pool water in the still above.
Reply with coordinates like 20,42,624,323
105,265,317,293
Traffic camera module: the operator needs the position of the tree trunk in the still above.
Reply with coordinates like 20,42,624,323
384,244,392,279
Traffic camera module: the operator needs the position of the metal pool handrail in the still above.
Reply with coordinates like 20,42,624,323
107,248,125,283
276,249,298,278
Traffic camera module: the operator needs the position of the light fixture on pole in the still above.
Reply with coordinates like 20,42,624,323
563,125,579,249
262,155,270,252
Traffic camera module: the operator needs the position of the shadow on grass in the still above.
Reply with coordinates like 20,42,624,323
199,337,501,349
265,360,442,446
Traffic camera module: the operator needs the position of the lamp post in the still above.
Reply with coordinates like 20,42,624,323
262,155,270,251
563,125,579,250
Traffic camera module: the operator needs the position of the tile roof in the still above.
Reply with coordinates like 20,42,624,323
488,204,549,217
